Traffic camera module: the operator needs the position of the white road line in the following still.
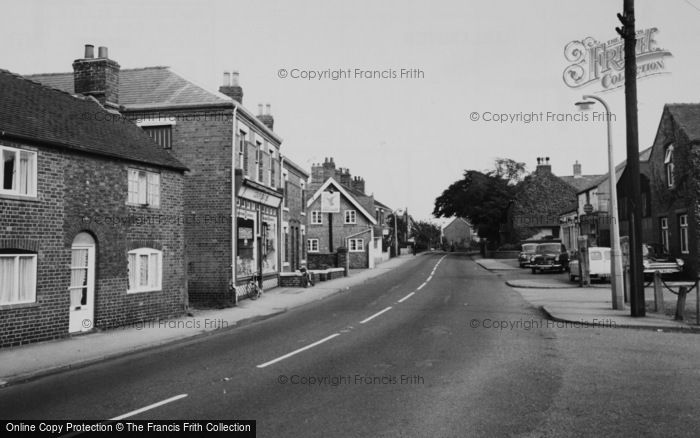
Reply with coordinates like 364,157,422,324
256,333,341,368
398,292,415,303
360,306,393,324
416,282,427,291
426,275,433,282
109,394,188,421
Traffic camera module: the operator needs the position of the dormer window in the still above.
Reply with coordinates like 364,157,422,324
664,144,675,188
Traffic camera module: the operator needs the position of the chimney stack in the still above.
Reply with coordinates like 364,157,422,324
257,103,274,131
219,70,243,103
573,160,582,178
72,44,120,107
536,156,552,175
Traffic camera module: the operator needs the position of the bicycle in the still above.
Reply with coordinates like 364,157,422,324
247,272,263,300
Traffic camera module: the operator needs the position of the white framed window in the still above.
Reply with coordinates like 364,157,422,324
307,239,319,253
344,210,357,224
127,169,160,207
349,239,364,252
660,217,669,252
680,214,689,254
0,253,37,305
0,146,37,197
311,211,323,224
127,248,162,293
664,144,675,188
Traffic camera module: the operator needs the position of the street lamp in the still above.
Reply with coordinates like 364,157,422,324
575,95,625,310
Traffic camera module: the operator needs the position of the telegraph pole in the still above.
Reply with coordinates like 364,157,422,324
616,0,645,316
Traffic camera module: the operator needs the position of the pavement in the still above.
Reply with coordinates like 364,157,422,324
0,254,419,387
477,257,700,332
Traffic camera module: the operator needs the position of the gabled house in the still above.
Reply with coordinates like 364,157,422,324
643,104,700,277
306,177,378,269
28,45,289,306
0,68,187,347
442,217,474,249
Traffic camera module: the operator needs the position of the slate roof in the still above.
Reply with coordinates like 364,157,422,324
0,69,187,170
26,67,229,108
559,174,605,193
666,104,700,142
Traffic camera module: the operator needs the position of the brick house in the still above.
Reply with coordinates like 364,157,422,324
305,177,378,269
505,157,578,244
28,46,286,306
0,68,187,347
281,157,309,272
639,104,700,277
442,217,474,249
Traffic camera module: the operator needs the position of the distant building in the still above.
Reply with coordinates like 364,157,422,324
0,68,187,347
442,218,474,249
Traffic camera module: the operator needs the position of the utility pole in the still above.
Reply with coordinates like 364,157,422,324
617,0,645,316
394,212,399,257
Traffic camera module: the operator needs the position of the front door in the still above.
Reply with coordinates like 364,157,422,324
69,233,95,333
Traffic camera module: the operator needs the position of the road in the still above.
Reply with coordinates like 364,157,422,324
2,253,700,437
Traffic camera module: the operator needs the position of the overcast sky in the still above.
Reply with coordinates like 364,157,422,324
3,0,699,222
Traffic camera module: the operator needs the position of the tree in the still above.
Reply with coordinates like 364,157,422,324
410,220,441,252
432,158,526,242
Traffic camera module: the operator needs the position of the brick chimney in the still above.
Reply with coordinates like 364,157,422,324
219,70,244,103
339,167,352,187
573,160,582,178
257,103,274,131
322,157,336,181
351,176,365,194
72,44,120,107
535,156,552,175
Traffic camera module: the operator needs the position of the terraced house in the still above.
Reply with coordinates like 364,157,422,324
0,68,187,347
28,45,289,306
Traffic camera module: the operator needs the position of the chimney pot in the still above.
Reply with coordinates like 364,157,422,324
84,44,94,59
265,103,271,115
223,71,231,86
98,46,108,58
258,104,263,115
231,71,240,86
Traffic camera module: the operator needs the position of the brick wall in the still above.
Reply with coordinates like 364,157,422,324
0,140,186,347
282,161,308,272
124,107,235,306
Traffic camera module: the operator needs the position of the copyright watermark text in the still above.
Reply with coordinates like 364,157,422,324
277,67,424,80
469,111,616,124
470,318,617,330
277,374,424,386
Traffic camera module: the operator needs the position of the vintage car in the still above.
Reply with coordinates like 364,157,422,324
518,243,539,268
642,243,684,276
569,247,611,282
531,242,569,274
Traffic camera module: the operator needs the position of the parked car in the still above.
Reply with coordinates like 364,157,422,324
642,243,684,276
518,243,539,268
531,243,569,274
569,247,611,282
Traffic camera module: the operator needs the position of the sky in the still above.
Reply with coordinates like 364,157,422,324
2,0,700,223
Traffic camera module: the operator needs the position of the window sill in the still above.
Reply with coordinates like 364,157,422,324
126,203,160,210
0,193,39,202
127,288,162,294
0,301,40,310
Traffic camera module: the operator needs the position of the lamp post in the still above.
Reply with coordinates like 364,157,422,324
575,95,625,310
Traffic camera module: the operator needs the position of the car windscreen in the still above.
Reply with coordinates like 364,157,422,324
522,244,537,252
536,244,561,253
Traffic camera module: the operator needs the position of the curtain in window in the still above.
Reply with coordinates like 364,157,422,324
148,253,159,287
128,253,136,290
138,172,148,204
18,256,35,302
147,173,160,207
70,249,88,307
139,254,149,286
0,257,15,304
19,151,35,195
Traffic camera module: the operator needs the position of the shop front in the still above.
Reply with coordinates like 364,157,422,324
235,180,282,295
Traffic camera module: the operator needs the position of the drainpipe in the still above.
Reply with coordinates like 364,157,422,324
232,103,238,304
280,155,285,273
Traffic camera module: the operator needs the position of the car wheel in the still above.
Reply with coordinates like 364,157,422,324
570,274,577,282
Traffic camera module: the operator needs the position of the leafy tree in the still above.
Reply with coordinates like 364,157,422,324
410,220,441,252
432,158,526,242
